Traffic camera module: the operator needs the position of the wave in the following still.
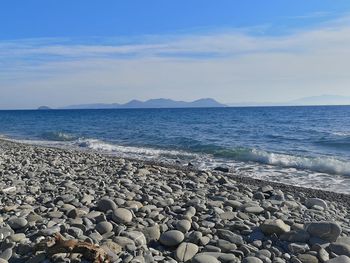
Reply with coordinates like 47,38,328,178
40,131,78,141
76,139,197,158
209,147,350,176
6,135,350,176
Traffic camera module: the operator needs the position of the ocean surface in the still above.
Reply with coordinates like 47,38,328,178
1,106,350,193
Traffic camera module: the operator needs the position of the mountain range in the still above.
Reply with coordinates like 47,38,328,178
60,98,227,109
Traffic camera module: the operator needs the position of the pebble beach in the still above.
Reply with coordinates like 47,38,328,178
0,139,349,263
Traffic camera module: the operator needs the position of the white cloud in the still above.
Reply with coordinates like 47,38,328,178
1,15,350,109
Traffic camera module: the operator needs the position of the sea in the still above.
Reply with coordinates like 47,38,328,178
1,106,350,193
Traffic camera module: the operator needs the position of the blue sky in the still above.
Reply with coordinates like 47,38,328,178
1,1,350,108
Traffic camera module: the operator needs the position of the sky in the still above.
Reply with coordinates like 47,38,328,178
1,1,350,109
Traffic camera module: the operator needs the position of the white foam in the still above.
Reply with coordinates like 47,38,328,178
76,139,197,158
237,148,350,176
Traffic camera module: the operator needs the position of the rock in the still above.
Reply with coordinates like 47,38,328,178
96,221,113,235
217,229,244,245
214,167,229,173
124,231,147,247
245,206,264,214
112,208,133,224
242,257,264,263
176,220,191,233
329,243,350,257
101,240,122,254
326,256,350,263
298,254,319,263
0,248,12,261
8,217,28,230
141,225,160,243
175,242,199,262
159,230,184,247
192,254,220,263
9,233,26,242
305,198,327,210
318,248,329,263
260,219,290,235
288,243,310,254
97,198,117,212
305,222,341,242
280,230,310,243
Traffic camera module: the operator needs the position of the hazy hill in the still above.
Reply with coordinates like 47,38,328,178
61,98,226,109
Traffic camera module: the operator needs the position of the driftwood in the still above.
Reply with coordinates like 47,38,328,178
35,233,110,263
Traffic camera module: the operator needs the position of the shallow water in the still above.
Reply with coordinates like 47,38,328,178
1,106,350,193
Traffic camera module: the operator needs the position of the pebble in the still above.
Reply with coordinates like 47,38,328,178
306,222,342,242
112,208,133,224
160,230,184,247
192,254,220,263
175,242,199,262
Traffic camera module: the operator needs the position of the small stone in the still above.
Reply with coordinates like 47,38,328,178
0,248,12,261
124,231,147,247
297,254,319,263
242,257,263,263
160,230,184,247
8,217,28,230
141,225,160,243
305,198,327,210
329,243,350,257
112,208,133,224
97,198,117,212
217,229,244,245
96,221,113,235
192,254,220,263
288,243,310,254
260,219,290,235
175,242,199,262
245,206,264,214
326,256,350,263
176,220,191,233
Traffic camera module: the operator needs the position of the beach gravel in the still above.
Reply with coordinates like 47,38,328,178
0,139,349,263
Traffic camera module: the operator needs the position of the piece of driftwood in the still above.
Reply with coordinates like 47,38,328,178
35,232,110,263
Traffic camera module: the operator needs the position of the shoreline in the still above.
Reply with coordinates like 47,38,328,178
2,138,350,207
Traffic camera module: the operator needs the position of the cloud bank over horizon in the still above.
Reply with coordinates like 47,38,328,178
1,13,350,109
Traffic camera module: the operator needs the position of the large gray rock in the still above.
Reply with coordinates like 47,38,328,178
260,219,290,235
305,222,341,242
175,242,199,262
160,230,184,247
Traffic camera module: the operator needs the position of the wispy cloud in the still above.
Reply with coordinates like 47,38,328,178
1,14,350,109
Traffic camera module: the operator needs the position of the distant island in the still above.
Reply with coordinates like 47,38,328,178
37,106,52,110
60,98,227,109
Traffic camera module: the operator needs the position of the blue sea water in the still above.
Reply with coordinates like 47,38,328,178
1,106,350,193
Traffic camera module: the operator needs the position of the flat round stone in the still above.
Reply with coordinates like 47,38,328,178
160,230,184,247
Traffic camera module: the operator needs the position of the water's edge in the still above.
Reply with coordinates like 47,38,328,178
2,137,350,196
